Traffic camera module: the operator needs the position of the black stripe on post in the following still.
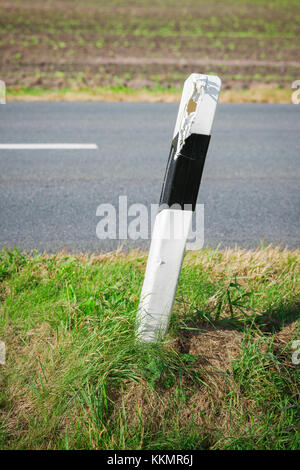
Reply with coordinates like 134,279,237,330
159,133,211,211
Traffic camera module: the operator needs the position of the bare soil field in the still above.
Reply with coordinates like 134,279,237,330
1,0,300,100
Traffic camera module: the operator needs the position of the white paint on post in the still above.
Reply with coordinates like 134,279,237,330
137,209,192,343
136,73,221,343
173,73,221,139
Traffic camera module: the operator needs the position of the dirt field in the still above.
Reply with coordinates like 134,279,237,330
1,0,300,99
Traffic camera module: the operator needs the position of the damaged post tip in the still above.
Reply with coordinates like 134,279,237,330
175,75,208,159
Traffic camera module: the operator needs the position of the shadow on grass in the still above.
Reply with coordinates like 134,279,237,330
255,301,300,332
174,300,300,354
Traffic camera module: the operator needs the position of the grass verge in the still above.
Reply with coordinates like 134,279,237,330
0,246,299,449
6,87,293,103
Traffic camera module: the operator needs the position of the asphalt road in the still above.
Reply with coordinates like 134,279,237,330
0,102,299,252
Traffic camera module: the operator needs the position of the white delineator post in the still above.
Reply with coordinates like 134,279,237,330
136,73,221,343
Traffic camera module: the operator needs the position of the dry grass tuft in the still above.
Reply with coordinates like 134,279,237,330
115,327,252,446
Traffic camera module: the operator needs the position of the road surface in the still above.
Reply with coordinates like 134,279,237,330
0,102,299,252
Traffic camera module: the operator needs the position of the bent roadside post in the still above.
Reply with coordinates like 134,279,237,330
136,73,222,343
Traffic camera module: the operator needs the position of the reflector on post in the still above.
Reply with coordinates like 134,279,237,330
136,73,221,343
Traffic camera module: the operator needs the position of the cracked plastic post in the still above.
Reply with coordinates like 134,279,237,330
136,73,221,343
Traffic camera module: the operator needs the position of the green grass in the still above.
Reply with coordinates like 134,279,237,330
6,86,293,104
0,246,299,449
6,84,180,97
